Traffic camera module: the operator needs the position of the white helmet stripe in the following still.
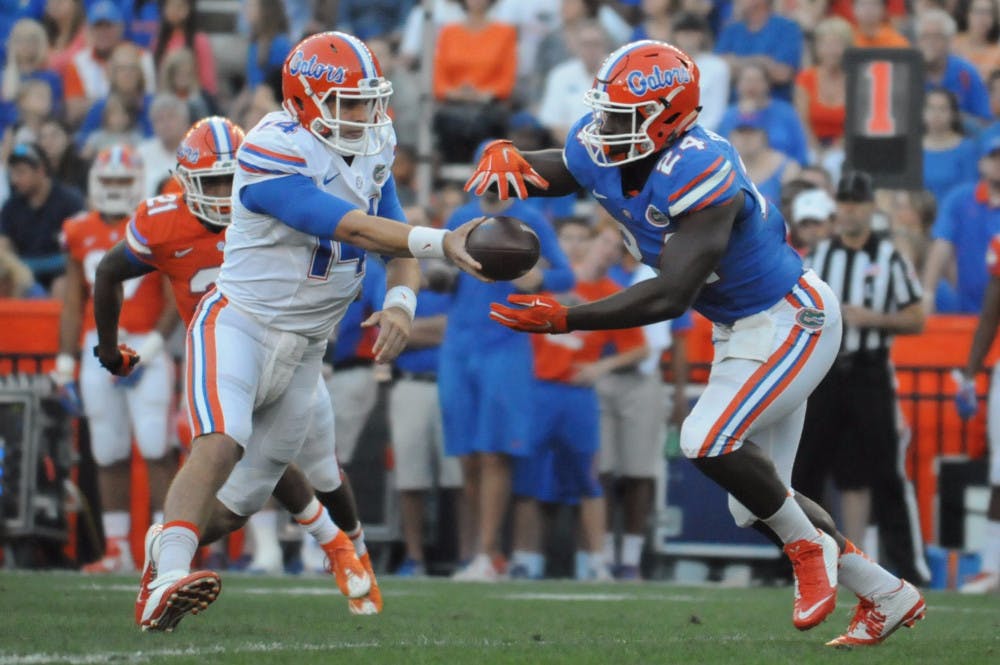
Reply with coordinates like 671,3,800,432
336,31,376,79
596,40,662,92
209,118,232,158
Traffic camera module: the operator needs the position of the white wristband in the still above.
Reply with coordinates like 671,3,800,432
407,226,448,259
137,331,165,362
55,353,76,378
383,285,417,321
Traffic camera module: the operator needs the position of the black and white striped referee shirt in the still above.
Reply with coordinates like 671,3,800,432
806,232,923,354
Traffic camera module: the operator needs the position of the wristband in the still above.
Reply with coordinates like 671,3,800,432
56,353,76,377
407,226,447,259
136,331,165,362
383,285,417,321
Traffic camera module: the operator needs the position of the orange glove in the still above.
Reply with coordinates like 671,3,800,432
464,139,550,200
489,294,569,333
93,344,141,377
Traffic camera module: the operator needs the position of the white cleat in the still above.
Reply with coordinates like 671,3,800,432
134,524,163,625
139,569,221,632
452,554,502,582
958,571,999,594
826,580,926,647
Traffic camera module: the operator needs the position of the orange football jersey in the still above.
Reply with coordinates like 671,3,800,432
124,194,225,327
532,277,646,383
62,210,166,336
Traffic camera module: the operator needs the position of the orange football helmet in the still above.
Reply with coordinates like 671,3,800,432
175,116,245,227
281,31,393,156
581,41,701,166
90,144,144,217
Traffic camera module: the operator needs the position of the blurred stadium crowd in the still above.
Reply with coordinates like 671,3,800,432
0,0,998,588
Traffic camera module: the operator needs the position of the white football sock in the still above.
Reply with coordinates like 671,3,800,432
152,511,164,526
513,550,544,578
763,495,818,544
838,539,900,598
621,534,645,568
292,497,339,546
157,521,199,576
102,510,130,542
603,533,617,567
982,520,1000,575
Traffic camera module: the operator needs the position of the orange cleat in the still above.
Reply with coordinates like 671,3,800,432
349,551,383,615
826,580,926,647
784,532,838,630
322,531,371,599
139,570,221,632
82,537,135,574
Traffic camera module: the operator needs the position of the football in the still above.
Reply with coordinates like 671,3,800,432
465,216,541,281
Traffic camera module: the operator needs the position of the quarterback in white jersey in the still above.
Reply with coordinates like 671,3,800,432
138,31,486,633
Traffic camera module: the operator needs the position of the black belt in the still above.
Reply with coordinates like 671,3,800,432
396,370,437,383
332,358,373,371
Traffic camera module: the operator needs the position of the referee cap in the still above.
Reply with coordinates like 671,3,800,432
835,170,874,203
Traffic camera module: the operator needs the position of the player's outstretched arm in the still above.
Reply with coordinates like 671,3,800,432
240,176,490,280
965,275,1000,379
465,142,580,199
93,241,155,375
363,256,421,364
491,195,741,332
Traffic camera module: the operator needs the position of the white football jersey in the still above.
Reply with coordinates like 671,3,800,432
219,110,398,340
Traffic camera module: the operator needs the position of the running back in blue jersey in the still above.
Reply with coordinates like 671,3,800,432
564,118,804,324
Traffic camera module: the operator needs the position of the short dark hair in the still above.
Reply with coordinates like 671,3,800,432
673,12,711,34
8,142,50,175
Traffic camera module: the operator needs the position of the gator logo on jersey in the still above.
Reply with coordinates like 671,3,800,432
626,65,692,96
373,163,388,185
645,204,670,227
796,308,826,330
287,51,346,83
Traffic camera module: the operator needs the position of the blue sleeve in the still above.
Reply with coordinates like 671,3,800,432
240,174,358,237
783,103,809,166
376,175,407,223
671,309,694,332
771,19,803,70
270,35,293,70
715,24,737,54
970,71,992,120
931,189,959,242
532,216,574,292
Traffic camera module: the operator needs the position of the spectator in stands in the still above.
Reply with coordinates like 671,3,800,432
336,0,414,42
136,93,189,196
794,17,850,163
796,171,930,585
852,0,909,48
788,187,836,255
887,190,957,314
2,78,54,144
953,0,1000,83
389,256,464,578
728,124,801,208
600,219,690,580
923,88,979,205
151,0,218,98
42,0,86,78
432,0,517,163
79,92,143,159
122,0,161,48
923,135,1000,313
367,37,420,146
714,0,804,101
671,12,729,132
157,48,214,121
2,18,63,115
77,42,153,148
63,2,155,127
798,164,836,193
0,142,84,291
538,19,609,145
630,0,675,42
718,63,809,166
398,0,464,71
536,0,598,99
36,116,87,193
244,0,292,89
989,70,1000,121
918,8,992,122
0,245,47,298
391,143,418,207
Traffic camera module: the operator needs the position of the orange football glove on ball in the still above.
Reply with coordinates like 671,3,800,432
490,294,568,333
464,140,550,200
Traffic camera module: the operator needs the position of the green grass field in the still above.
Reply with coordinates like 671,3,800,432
0,572,996,665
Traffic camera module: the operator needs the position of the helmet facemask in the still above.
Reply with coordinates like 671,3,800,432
581,90,667,167
176,166,235,227
90,157,144,217
292,75,393,157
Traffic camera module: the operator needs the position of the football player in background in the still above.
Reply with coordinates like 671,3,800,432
469,41,926,645
56,146,179,574
128,31,485,632
953,233,1000,594
92,117,381,618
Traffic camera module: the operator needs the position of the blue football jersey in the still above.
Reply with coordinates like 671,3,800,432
564,118,804,324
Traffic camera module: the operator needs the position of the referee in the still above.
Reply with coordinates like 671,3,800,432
792,170,931,585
